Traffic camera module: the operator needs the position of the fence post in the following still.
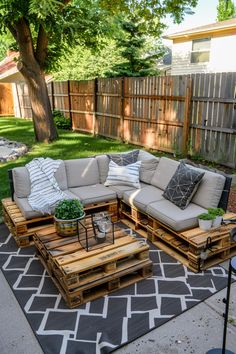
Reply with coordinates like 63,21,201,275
93,78,98,135
120,77,125,141
182,77,192,156
67,80,72,127
51,81,55,111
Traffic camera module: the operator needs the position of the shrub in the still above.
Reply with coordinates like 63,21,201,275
53,110,71,130
55,199,84,220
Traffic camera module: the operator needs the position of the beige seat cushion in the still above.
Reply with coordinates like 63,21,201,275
123,185,164,213
14,195,44,219
14,189,79,219
65,158,99,188
69,184,117,206
107,185,137,199
147,199,207,232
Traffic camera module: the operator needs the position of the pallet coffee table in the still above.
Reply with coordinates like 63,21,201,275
34,225,153,308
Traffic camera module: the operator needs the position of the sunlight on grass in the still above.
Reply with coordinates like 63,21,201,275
0,117,146,218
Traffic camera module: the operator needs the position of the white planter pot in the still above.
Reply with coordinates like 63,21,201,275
198,219,212,231
212,216,223,228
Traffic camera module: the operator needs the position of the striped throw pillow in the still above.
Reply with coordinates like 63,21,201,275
104,160,141,188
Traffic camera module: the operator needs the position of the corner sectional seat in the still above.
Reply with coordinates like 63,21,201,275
10,150,230,233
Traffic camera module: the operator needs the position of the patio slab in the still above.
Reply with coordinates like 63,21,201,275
115,290,236,354
0,271,43,354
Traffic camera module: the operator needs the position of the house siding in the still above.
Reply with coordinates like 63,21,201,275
171,34,236,75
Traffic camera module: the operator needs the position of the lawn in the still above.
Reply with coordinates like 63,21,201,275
0,117,148,219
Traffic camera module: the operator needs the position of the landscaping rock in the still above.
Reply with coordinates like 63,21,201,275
0,137,28,162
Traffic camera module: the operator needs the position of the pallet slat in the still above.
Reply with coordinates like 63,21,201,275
2,198,118,247
34,225,152,308
120,200,236,273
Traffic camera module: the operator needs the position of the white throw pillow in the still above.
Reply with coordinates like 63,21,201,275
104,160,141,188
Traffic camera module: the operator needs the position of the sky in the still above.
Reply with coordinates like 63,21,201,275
164,0,219,35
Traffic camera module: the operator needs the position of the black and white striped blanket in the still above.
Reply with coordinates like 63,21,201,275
26,158,67,214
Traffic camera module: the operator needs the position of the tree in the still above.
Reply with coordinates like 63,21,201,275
106,16,163,77
0,0,104,142
53,39,124,80
217,0,236,21
0,0,198,142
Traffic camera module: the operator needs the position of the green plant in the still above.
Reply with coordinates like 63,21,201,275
207,208,225,217
197,213,215,221
54,199,84,220
53,110,71,130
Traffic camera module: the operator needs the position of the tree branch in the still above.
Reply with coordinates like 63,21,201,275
14,17,35,62
6,23,18,42
35,24,48,69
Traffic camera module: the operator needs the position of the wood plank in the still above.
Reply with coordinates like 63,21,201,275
62,240,148,275
55,234,138,266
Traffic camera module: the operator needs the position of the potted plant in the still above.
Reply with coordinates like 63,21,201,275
54,199,85,237
197,213,215,231
208,208,225,228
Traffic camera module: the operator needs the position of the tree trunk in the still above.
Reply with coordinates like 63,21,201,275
18,61,58,143
21,68,58,143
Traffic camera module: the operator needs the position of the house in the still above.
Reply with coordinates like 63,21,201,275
164,18,236,75
0,51,52,118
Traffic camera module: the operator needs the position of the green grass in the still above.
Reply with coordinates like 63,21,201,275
0,116,147,218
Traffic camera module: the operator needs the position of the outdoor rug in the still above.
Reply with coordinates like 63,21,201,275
0,223,231,354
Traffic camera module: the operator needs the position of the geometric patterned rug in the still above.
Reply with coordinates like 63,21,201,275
0,223,230,354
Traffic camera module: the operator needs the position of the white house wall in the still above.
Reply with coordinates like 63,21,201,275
171,34,236,75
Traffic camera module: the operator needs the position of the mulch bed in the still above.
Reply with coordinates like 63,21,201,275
228,187,236,213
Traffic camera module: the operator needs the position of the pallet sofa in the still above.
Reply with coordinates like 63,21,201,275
3,149,235,272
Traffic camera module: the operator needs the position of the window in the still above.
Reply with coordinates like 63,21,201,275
191,38,211,63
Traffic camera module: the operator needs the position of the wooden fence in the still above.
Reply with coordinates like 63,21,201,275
0,83,14,116
15,72,236,168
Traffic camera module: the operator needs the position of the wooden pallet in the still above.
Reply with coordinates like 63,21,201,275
2,198,118,247
120,200,236,272
34,225,152,308
2,198,53,247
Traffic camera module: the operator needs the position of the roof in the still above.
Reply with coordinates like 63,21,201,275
0,51,52,83
164,18,236,40
0,51,24,83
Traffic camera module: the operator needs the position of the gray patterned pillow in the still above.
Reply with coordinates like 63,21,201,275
163,162,205,210
108,150,139,166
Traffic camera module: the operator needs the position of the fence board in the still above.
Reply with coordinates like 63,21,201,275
69,80,94,133
11,72,236,168
190,72,236,167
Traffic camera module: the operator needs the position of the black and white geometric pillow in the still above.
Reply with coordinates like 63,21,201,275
163,162,205,210
108,150,139,166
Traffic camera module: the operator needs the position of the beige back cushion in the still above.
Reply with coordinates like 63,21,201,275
13,161,68,198
151,157,179,190
138,150,157,161
54,161,68,190
139,158,159,184
95,155,110,184
13,167,31,198
190,166,226,209
150,156,225,209
65,158,99,188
